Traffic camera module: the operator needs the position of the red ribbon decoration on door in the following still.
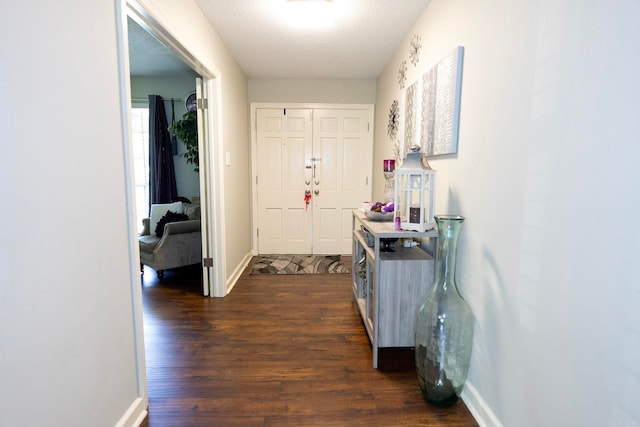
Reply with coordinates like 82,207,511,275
304,193,312,210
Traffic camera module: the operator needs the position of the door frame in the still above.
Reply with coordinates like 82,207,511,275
115,0,227,414
124,0,226,297
250,102,374,255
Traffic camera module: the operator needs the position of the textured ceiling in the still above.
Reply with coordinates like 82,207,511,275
129,0,432,79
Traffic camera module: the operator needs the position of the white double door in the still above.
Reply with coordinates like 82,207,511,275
255,107,372,255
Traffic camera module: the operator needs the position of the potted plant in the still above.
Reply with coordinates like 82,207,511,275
169,110,199,172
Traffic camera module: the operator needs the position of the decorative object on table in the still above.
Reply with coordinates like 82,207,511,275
249,254,349,275
356,250,367,280
360,225,374,247
363,201,395,222
393,146,436,232
383,159,396,202
379,238,395,253
415,215,474,407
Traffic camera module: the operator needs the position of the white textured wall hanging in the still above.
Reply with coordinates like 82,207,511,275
421,46,464,156
403,46,464,157
404,80,420,158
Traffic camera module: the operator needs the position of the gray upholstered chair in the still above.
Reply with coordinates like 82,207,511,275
139,201,202,280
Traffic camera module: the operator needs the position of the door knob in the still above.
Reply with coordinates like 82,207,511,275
315,179,320,185
314,190,320,195
305,179,310,185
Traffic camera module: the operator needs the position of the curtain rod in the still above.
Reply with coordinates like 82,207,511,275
131,97,182,103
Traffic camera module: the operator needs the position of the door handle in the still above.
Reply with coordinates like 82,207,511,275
312,157,321,179
305,179,310,185
315,179,320,185
305,190,311,195
314,189,320,195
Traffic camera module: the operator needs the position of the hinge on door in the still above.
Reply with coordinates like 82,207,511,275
256,175,258,185
197,98,208,109
257,228,259,237
368,122,370,131
283,108,286,115
203,257,214,267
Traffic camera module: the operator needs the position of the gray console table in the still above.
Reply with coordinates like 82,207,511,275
351,210,438,368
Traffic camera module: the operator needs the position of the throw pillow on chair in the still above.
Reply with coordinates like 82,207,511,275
149,201,183,236
154,211,190,237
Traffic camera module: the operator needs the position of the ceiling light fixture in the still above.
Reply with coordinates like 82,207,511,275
286,0,334,29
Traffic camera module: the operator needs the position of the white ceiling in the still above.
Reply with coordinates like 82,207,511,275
128,0,431,79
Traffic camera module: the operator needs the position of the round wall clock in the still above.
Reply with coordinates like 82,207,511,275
185,92,197,112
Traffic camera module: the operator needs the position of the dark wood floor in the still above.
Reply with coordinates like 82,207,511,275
139,262,478,427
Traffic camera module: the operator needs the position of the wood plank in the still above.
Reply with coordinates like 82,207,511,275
139,263,478,426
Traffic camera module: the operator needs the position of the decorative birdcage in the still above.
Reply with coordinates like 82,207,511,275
393,147,436,232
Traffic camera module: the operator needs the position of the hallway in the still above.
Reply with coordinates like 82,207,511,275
139,264,478,426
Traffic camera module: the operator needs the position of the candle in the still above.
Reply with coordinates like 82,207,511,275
410,206,421,223
383,159,395,172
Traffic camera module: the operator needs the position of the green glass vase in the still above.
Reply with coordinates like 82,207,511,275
415,215,474,407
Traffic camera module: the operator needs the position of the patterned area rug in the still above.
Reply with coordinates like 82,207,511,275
249,255,350,275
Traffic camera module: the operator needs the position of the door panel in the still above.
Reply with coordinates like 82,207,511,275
256,109,312,254
312,109,372,254
195,77,214,296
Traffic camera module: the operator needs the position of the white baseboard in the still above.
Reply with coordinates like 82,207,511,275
225,251,253,295
114,397,147,427
462,381,503,427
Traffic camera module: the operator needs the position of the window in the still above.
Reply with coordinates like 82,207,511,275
131,107,150,233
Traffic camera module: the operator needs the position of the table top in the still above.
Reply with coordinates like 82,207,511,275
353,209,438,239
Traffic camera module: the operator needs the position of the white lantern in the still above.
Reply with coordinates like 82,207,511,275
393,147,436,232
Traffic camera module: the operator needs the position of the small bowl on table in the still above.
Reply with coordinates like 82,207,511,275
364,210,394,222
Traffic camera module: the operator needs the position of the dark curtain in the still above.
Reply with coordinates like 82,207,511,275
148,95,178,210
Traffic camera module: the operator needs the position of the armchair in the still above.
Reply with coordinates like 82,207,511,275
139,201,202,280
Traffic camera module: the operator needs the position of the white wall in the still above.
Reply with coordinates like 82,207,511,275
375,1,640,426
249,78,376,104
0,0,251,424
0,1,143,426
130,75,200,201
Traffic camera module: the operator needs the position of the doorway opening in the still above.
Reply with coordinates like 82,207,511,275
116,0,228,418
124,3,225,297
251,103,374,256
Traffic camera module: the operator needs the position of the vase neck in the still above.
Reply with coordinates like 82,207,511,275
434,215,464,292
